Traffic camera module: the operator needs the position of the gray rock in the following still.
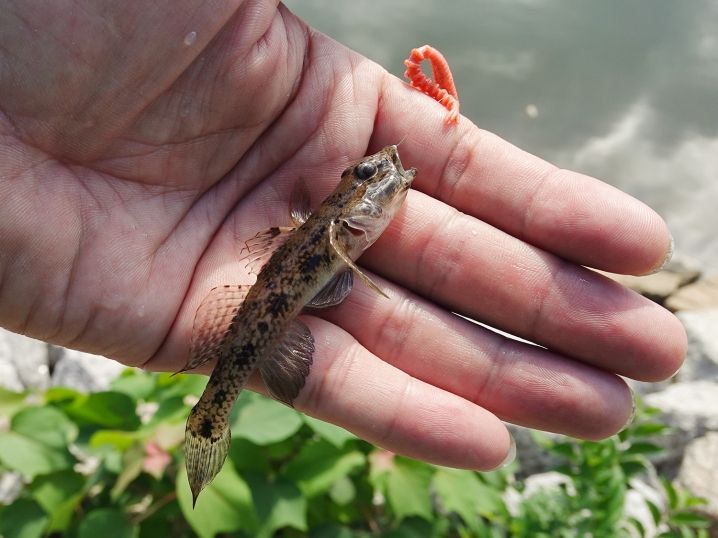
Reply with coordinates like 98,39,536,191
644,381,718,475
507,424,565,478
676,432,718,518
51,349,126,393
598,269,699,303
665,275,718,312
0,329,50,391
675,309,718,383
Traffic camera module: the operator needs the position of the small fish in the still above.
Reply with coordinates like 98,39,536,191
182,145,417,506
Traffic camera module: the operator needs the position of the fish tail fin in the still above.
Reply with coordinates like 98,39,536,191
184,413,231,508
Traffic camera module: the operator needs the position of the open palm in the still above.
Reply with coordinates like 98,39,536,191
0,0,685,470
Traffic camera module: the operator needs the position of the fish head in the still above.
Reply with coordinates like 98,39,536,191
339,145,417,252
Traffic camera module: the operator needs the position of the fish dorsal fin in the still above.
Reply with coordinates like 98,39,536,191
241,227,296,276
329,221,388,298
259,319,315,407
178,285,251,374
306,269,354,308
290,178,312,227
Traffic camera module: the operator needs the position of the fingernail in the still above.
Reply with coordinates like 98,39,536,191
620,387,637,432
646,233,674,275
496,431,516,469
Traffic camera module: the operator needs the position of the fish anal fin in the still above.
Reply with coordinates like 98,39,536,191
329,221,388,298
241,227,296,276
306,269,354,308
178,285,250,374
260,319,315,406
290,178,312,227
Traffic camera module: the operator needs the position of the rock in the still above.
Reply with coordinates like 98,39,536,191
598,269,699,303
506,424,565,478
676,432,718,518
51,349,126,393
0,329,50,391
644,381,718,475
665,275,718,312
675,309,718,383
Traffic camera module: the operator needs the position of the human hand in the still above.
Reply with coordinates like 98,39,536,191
0,0,685,470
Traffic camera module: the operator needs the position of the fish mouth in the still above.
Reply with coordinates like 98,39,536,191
385,145,418,187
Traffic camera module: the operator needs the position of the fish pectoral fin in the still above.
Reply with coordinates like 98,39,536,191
329,221,389,299
185,414,231,508
306,269,354,308
177,285,251,374
240,227,296,276
260,319,315,407
290,178,312,227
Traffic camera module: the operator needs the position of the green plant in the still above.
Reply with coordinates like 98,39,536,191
0,372,711,538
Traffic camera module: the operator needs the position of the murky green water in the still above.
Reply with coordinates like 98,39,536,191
284,0,718,273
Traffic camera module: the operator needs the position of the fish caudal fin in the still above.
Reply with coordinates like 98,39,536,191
185,415,231,507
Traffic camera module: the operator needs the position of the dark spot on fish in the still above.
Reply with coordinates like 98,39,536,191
213,389,227,405
304,254,322,272
257,321,268,334
269,294,288,316
269,227,281,236
200,418,213,438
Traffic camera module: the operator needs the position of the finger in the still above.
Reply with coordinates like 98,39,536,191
372,74,672,276
362,189,686,382
245,316,514,471
318,270,635,440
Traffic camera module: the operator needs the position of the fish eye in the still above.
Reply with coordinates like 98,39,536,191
355,161,378,180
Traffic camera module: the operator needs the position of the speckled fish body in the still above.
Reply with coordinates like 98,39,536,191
183,145,417,505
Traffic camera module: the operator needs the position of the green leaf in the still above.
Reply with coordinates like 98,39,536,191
0,499,49,538
0,386,27,417
667,512,711,527
111,442,145,501
621,459,649,477
0,432,74,478
228,438,270,473
177,460,258,538
310,523,355,538
245,473,308,538
662,477,679,510
143,396,188,427
90,429,142,451
30,470,84,531
110,371,157,401
282,440,366,497
328,475,356,505
647,500,662,526
433,467,502,529
232,392,303,446
78,508,136,538
303,416,357,448
387,457,434,523
12,406,78,449
625,442,665,456
64,392,141,430
632,423,671,437
156,373,208,399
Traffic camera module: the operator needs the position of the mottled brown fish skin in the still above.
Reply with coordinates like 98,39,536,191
185,145,416,505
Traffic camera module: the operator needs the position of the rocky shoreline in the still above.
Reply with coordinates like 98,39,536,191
1,250,717,534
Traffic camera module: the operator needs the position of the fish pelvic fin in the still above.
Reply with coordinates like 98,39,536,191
329,221,388,298
185,413,231,508
260,318,315,406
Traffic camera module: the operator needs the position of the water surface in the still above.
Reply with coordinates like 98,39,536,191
284,0,718,273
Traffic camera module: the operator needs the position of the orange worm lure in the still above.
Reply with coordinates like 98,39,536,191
404,45,460,125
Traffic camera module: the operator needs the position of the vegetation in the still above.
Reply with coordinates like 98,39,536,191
0,370,710,537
